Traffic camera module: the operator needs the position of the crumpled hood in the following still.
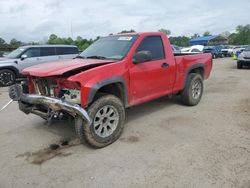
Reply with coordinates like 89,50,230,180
22,58,117,77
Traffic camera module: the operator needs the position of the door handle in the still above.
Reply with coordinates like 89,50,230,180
161,63,169,68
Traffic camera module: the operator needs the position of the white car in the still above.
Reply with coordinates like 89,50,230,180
181,45,203,54
232,47,245,55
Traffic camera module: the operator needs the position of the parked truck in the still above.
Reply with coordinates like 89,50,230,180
8,32,212,148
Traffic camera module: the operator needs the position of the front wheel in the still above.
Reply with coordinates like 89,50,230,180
75,94,125,148
181,73,203,106
0,69,16,87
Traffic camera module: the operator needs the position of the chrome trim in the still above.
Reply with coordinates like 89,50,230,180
20,94,92,125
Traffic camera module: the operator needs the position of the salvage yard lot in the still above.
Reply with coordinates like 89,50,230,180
0,58,249,188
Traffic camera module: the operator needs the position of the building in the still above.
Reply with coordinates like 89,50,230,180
189,35,228,46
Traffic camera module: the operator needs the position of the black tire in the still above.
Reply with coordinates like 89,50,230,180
181,73,203,106
237,62,243,69
75,94,125,148
0,69,16,87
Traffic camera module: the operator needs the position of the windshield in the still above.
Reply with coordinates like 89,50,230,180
245,45,250,51
6,47,26,59
78,35,138,60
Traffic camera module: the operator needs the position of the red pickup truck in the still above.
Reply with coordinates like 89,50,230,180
9,32,212,148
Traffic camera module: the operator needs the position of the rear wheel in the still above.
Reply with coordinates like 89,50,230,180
0,69,16,87
75,94,125,148
181,73,203,106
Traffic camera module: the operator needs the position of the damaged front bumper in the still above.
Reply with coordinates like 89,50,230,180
9,84,92,125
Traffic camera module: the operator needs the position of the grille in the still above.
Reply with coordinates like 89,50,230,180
33,78,57,97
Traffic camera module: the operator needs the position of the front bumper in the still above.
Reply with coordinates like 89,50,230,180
9,84,92,125
238,59,250,65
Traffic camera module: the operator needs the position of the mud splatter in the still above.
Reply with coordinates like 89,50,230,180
16,138,81,165
120,135,139,143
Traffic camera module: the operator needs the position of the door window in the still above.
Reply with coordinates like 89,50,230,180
136,36,165,61
23,48,40,58
56,47,79,55
40,47,56,56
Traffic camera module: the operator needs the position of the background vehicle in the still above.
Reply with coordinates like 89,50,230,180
203,46,222,59
171,45,181,54
221,46,233,57
9,32,212,148
237,45,250,69
0,45,79,87
181,45,203,54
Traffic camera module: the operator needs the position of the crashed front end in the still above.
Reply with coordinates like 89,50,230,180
9,77,91,125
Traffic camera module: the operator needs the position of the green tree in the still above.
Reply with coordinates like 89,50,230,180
191,33,200,39
47,34,58,44
0,38,7,47
203,31,211,36
64,37,74,45
9,38,22,48
158,28,171,35
169,36,190,47
119,29,136,33
228,24,250,45
220,31,231,38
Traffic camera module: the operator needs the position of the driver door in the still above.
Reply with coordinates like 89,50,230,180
129,36,172,105
18,47,42,71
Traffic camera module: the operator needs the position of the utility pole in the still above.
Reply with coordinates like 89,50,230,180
70,21,73,39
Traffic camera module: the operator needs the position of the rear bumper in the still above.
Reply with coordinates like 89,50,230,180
9,84,92,125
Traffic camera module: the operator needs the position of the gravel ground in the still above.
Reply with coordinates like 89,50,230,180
0,58,249,188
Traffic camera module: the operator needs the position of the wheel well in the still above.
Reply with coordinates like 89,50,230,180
94,83,126,105
0,67,18,77
189,67,204,78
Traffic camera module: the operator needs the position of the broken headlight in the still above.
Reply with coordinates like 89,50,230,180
59,88,81,104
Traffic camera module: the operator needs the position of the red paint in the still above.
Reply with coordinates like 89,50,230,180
22,32,212,108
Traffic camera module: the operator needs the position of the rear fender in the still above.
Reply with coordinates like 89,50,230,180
183,64,204,86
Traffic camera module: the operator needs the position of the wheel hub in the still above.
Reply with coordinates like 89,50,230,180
93,105,119,138
192,80,201,99
0,72,14,86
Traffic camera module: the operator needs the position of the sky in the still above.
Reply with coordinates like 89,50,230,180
0,0,249,42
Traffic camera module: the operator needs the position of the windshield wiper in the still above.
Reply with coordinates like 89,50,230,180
86,55,107,59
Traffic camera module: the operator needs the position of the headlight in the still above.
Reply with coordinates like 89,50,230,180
61,88,81,104
238,53,244,60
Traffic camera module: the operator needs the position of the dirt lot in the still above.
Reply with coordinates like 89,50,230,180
0,58,249,188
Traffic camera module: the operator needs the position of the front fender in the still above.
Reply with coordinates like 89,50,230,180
87,76,128,106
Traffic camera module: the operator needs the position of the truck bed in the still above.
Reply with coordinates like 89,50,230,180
172,53,212,93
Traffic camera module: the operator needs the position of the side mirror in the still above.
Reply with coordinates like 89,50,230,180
20,54,27,60
133,51,152,64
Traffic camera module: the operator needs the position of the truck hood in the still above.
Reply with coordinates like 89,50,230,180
22,58,117,77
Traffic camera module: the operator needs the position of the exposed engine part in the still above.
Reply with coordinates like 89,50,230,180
60,88,81,104
9,84,91,125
